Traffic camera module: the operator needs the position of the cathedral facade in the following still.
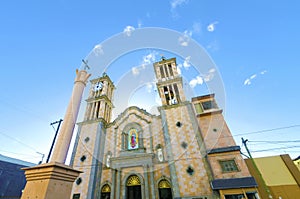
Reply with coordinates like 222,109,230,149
70,57,260,199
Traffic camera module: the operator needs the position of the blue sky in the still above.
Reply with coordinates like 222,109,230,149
0,0,299,164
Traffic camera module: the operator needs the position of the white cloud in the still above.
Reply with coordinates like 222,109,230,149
204,68,216,82
207,21,219,32
170,0,189,17
170,0,189,9
146,82,153,93
209,68,216,73
93,44,103,56
244,78,251,85
250,74,257,79
123,26,135,36
189,76,204,88
244,70,267,86
244,74,257,85
132,67,139,76
260,70,267,75
189,68,216,88
178,30,192,46
177,56,191,73
183,56,191,68
178,22,201,47
132,52,158,76
142,51,157,65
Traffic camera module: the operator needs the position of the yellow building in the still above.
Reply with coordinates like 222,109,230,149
70,57,260,199
245,154,300,199
293,156,300,170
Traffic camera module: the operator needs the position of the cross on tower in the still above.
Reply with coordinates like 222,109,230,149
82,59,90,70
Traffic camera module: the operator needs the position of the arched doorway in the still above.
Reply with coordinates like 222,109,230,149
126,175,142,199
100,184,111,199
158,180,173,199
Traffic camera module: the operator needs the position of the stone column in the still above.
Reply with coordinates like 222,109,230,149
111,169,116,199
149,164,156,199
143,165,150,199
21,69,90,199
51,69,91,163
116,169,121,199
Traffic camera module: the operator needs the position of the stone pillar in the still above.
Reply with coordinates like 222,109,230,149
143,165,150,199
51,69,91,163
21,69,90,199
111,169,116,199
21,162,82,199
116,169,121,199
149,164,156,199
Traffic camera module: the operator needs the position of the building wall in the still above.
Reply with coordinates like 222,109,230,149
245,155,300,199
161,104,212,197
71,122,104,199
197,113,236,150
255,156,297,186
293,157,300,170
208,151,251,179
192,95,252,180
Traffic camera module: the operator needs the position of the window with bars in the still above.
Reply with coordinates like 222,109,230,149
163,84,180,105
202,100,218,110
219,159,239,172
194,100,218,114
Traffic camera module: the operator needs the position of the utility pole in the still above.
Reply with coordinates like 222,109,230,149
242,138,272,199
46,119,63,163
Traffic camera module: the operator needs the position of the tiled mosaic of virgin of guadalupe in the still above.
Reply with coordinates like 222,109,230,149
128,128,138,150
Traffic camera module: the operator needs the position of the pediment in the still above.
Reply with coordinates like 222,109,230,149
110,106,159,128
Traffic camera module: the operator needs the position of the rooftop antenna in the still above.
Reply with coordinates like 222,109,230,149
82,59,90,70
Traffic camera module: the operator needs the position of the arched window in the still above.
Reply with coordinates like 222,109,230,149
127,175,141,186
100,184,111,199
158,179,173,199
126,175,142,199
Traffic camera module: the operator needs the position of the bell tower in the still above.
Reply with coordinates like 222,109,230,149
154,57,213,198
84,73,114,123
153,57,186,106
70,73,115,199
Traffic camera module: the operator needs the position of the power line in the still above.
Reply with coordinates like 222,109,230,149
234,124,300,137
0,130,40,153
0,149,41,158
252,145,300,153
249,140,300,143
0,97,51,123
200,124,300,142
